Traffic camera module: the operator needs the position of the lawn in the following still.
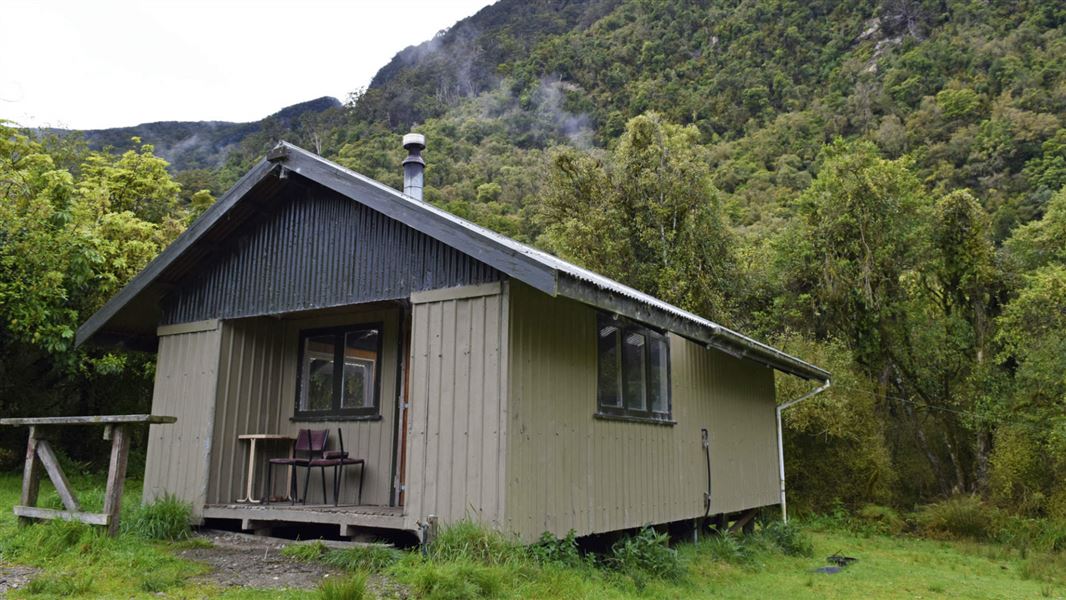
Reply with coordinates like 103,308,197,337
0,471,1062,599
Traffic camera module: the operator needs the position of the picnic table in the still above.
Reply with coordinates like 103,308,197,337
0,414,176,536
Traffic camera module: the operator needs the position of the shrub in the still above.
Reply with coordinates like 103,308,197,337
408,560,506,600
915,496,1002,542
428,520,524,565
760,521,814,557
855,504,907,536
608,526,683,582
282,540,329,561
124,494,192,540
528,529,584,567
324,544,401,572
318,573,368,600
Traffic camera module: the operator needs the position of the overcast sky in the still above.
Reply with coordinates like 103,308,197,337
0,0,494,129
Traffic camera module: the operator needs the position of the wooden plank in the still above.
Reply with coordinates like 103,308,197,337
200,505,409,531
410,282,502,304
156,319,220,337
35,440,80,512
19,428,42,524
1,415,177,426
13,505,111,526
103,424,131,536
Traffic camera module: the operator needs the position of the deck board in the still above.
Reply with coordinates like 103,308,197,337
201,503,409,532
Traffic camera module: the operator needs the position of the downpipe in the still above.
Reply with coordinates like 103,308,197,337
776,380,831,523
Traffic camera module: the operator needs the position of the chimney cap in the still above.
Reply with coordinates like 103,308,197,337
403,133,425,150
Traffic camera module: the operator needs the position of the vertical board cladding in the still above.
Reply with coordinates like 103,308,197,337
505,282,778,541
161,182,500,325
206,306,400,507
142,323,222,520
403,285,508,532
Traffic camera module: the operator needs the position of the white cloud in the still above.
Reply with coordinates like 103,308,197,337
0,0,494,129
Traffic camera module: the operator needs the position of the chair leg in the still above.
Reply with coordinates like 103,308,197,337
265,464,272,506
333,465,340,507
358,463,365,505
320,466,327,505
289,466,297,505
302,466,312,504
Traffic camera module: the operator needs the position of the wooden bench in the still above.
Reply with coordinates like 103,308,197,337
0,415,176,536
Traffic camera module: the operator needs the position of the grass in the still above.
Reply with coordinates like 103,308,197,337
0,472,1064,598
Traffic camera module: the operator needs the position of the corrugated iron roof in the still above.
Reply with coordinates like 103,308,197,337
76,142,829,382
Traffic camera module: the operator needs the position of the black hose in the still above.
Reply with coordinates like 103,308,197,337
703,429,712,518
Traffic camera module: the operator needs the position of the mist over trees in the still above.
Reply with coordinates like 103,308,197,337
2,0,1065,518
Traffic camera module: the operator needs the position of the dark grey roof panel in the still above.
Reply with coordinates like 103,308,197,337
162,181,500,324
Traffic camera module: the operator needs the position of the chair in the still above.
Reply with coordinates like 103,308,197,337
308,428,366,506
265,429,328,505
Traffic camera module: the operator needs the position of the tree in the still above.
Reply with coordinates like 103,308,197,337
538,112,739,323
0,124,182,466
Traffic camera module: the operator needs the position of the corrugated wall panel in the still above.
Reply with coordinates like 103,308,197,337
162,182,500,325
206,307,400,507
142,325,222,519
403,287,508,531
505,282,778,541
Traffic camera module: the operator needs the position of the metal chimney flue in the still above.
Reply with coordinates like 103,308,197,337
402,133,425,200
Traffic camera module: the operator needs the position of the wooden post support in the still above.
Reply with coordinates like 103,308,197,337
19,427,42,526
103,424,131,536
36,439,81,512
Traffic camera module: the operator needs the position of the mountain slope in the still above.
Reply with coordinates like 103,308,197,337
55,96,341,171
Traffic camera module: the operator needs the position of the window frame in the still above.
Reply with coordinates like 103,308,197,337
293,322,384,421
594,312,674,425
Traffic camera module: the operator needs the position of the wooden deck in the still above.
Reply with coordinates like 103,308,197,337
202,503,409,536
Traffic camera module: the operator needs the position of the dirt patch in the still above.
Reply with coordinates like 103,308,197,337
0,562,38,596
178,531,340,590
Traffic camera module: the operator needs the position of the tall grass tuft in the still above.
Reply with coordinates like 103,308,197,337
318,573,368,600
427,520,524,565
25,571,95,596
408,560,507,600
282,540,329,561
123,494,193,540
323,544,401,572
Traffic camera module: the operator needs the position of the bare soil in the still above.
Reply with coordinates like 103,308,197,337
178,530,340,590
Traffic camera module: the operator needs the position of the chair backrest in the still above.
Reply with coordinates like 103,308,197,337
294,429,329,454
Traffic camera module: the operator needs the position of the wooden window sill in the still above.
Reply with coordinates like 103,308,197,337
593,412,676,426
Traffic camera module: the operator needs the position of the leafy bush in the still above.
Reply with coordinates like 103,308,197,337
123,494,192,540
428,520,524,565
324,544,401,572
855,504,907,536
282,540,329,561
760,521,814,557
318,573,368,600
915,496,1002,542
608,526,683,582
408,560,506,600
528,529,583,567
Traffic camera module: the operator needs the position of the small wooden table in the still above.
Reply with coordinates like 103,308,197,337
0,414,176,536
237,434,294,503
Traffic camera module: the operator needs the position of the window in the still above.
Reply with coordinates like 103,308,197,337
295,324,383,419
596,313,672,423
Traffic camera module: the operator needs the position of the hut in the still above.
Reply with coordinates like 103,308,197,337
76,137,830,542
